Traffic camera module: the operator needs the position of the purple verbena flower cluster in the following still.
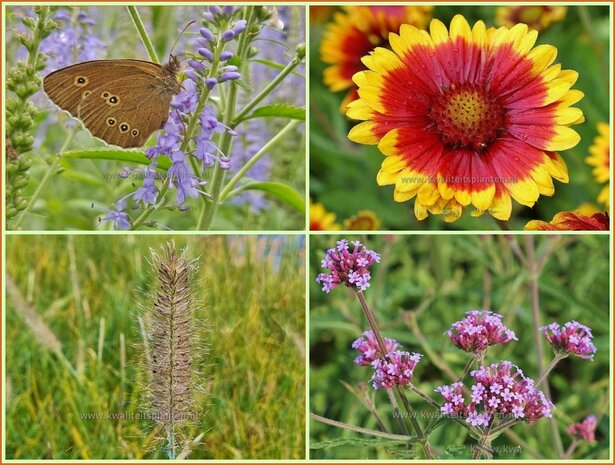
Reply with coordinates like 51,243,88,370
352,330,400,366
447,310,517,354
316,239,380,293
567,415,597,442
41,9,106,73
540,321,597,360
352,330,421,390
371,351,422,390
436,361,553,427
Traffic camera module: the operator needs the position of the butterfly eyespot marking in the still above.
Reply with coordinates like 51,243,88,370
119,122,130,133
106,117,117,127
74,76,89,87
107,95,120,106
101,91,111,99
82,90,91,99
131,129,140,137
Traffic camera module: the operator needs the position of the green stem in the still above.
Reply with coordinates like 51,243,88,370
231,53,303,126
535,353,566,388
218,120,300,202
310,413,415,441
198,6,255,230
13,127,77,229
127,6,159,63
525,236,564,457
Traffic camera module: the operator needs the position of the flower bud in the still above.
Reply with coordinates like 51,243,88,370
218,71,240,82
221,29,235,42
220,51,233,61
198,48,214,61
199,27,215,42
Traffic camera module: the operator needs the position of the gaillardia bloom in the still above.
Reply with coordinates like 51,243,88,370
495,6,567,32
348,15,584,222
343,210,382,230
586,122,610,209
524,210,609,230
321,5,432,109
310,200,341,230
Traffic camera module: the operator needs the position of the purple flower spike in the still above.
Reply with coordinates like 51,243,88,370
371,351,421,390
316,240,380,293
187,59,205,73
232,19,247,34
447,310,517,354
567,415,597,442
218,71,241,82
540,321,597,360
185,70,200,82
221,29,235,42
100,203,131,230
352,331,400,366
199,27,215,42
205,78,218,89
209,5,223,16
198,48,215,61
220,51,233,61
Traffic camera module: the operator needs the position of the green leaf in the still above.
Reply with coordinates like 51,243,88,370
249,58,304,77
236,104,305,123
310,437,414,450
60,149,171,170
229,181,305,214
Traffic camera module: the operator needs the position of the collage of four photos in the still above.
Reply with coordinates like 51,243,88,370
2,2,612,462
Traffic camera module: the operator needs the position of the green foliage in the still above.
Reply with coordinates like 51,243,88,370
310,235,609,459
6,235,305,459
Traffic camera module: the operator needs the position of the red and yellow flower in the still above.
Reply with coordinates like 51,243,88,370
496,6,567,32
348,15,584,222
343,210,381,230
586,122,610,209
524,210,609,231
321,5,432,110
310,200,341,230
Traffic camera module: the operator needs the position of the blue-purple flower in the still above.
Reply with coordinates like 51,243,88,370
371,351,421,390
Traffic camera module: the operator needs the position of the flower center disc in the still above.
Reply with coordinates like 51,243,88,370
429,84,505,152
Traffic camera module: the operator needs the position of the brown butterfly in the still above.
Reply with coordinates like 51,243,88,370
43,56,181,148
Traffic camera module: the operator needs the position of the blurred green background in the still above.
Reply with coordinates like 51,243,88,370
310,5,610,230
310,234,609,459
6,235,305,459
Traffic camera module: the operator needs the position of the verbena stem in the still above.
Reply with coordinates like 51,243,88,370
354,291,435,459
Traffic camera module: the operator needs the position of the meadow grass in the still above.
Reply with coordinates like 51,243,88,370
309,235,610,459
5,235,305,459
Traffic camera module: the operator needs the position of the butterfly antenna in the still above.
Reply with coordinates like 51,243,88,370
169,21,197,58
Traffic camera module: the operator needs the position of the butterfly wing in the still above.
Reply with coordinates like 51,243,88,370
43,59,177,148
77,75,177,147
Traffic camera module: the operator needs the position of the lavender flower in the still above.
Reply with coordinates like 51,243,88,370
447,310,517,354
436,361,554,427
99,201,130,230
352,330,400,366
316,240,380,293
540,321,597,360
41,9,106,73
567,415,597,442
371,351,421,390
